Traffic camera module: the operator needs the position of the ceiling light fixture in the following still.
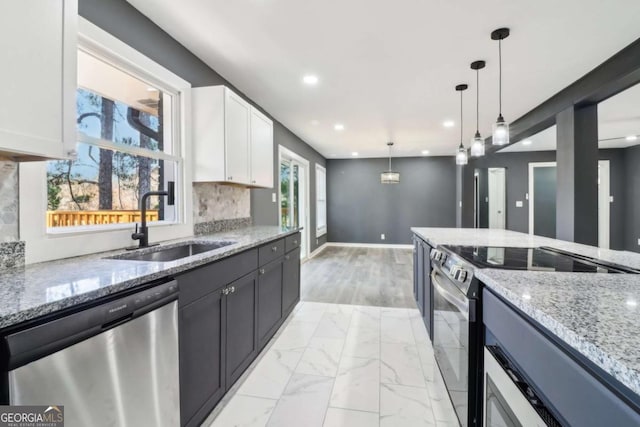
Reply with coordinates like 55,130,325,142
381,142,400,184
625,135,638,142
522,139,532,145
443,120,455,128
351,152,358,156
455,84,469,166
422,150,430,155
470,60,486,157
334,123,345,131
303,74,319,85
491,28,510,146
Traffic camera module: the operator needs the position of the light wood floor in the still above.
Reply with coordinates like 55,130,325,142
301,246,417,308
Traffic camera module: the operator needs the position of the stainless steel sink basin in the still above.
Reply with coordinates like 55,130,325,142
112,241,236,262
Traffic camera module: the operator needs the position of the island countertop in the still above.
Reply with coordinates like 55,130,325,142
0,226,299,330
411,227,640,398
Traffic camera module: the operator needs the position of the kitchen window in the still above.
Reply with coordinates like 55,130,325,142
46,50,179,229
19,17,193,263
316,164,327,237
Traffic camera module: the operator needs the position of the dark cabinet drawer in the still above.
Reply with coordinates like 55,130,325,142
258,238,285,266
178,249,258,307
285,233,300,252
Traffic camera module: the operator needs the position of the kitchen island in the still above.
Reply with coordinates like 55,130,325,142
412,227,640,426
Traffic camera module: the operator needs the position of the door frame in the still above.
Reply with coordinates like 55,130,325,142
528,162,557,234
598,160,611,249
278,145,310,260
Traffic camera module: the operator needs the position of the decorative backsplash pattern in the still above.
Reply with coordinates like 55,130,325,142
194,217,252,236
0,161,19,242
193,182,250,224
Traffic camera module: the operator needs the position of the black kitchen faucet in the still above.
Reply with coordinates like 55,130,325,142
130,182,175,249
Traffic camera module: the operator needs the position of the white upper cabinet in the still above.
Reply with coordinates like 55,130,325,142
250,107,274,187
193,86,274,188
0,0,77,160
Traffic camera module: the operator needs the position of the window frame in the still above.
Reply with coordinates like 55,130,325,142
19,17,193,264
315,164,327,237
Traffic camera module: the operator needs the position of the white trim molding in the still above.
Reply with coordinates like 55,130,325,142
326,242,413,249
307,243,328,259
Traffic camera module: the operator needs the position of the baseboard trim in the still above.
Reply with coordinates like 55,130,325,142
326,242,413,249
307,243,328,260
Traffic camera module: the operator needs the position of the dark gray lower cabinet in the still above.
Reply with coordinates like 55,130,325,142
179,289,225,427
416,240,425,316
412,234,433,341
258,258,283,348
177,235,301,427
282,247,300,314
225,272,258,386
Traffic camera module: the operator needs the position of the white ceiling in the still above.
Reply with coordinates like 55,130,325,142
127,0,640,158
500,82,640,153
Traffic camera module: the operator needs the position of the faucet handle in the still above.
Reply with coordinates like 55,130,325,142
131,223,142,240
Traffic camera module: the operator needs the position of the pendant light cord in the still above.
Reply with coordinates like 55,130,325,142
476,69,480,132
460,90,463,146
498,39,502,116
388,146,391,171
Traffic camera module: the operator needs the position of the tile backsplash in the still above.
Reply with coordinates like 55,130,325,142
0,161,19,242
193,182,250,223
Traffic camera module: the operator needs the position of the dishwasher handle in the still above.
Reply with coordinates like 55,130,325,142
5,279,178,371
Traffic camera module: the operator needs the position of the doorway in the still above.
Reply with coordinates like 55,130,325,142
528,162,557,238
598,160,611,249
279,146,310,259
488,168,506,229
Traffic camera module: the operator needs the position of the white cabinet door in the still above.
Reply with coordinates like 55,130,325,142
224,90,251,185
250,108,274,188
0,0,77,160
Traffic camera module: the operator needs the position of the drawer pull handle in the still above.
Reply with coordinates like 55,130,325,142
222,288,229,295
285,255,290,260
272,246,278,252
259,268,265,275
293,240,298,245
230,286,236,293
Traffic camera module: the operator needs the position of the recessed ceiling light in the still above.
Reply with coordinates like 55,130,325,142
147,87,158,92
303,75,319,85
625,135,638,142
522,139,532,145
311,120,319,125
351,152,358,156
443,120,455,128
334,123,345,131
422,150,430,155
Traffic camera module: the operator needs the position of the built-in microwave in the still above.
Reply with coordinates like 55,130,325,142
483,345,561,427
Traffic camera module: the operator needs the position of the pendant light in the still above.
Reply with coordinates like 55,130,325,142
491,27,510,146
470,60,486,157
381,141,400,184
455,84,468,165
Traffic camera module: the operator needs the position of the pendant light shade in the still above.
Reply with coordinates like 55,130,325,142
455,84,468,165
470,60,486,157
491,28,510,146
381,142,400,184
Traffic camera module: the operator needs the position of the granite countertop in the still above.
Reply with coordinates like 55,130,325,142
0,226,299,330
411,227,640,397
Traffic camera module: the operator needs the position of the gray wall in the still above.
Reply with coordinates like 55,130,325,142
326,156,457,245
463,149,628,251
624,145,640,252
79,0,326,252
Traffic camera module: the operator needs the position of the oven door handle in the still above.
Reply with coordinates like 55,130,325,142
431,269,471,322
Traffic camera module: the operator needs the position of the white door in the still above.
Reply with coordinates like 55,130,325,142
224,89,251,184
250,107,274,187
598,160,610,249
488,168,506,229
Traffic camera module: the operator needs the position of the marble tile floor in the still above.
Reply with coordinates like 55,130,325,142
204,302,460,427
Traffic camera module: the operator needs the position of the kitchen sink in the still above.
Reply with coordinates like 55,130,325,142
111,241,236,262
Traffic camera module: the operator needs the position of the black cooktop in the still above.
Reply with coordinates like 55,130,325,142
442,245,639,273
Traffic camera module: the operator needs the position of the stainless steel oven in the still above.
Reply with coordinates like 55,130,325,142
484,346,561,427
431,248,482,427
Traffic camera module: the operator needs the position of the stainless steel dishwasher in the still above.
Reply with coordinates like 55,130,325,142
5,280,180,427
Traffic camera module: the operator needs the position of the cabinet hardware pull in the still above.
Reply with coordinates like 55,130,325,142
271,246,278,252
222,288,229,295
230,286,236,293
227,176,233,180
259,268,265,275
293,240,298,245
285,255,290,260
